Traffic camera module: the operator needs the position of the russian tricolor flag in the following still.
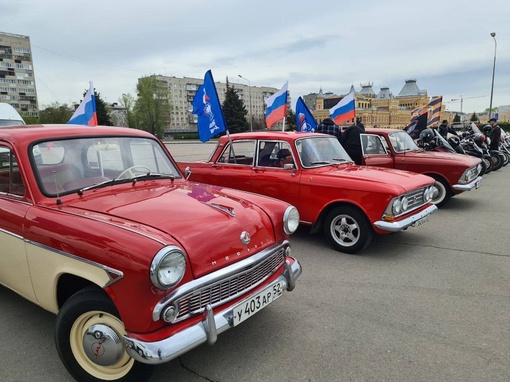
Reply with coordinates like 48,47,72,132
68,81,98,126
264,81,288,129
329,91,355,125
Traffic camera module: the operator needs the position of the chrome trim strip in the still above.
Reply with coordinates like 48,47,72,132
0,227,23,240
374,204,437,232
26,240,124,287
124,258,301,365
453,176,482,191
152,241,289,321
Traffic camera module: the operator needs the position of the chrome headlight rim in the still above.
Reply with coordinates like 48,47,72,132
392,198,402,215
283,205,300,235
150,246,186,290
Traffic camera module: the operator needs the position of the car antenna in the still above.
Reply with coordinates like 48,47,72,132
53,172,62,205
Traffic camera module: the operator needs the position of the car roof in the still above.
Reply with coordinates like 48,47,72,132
218,131,326,143
0,124,157,146
365,128,403,135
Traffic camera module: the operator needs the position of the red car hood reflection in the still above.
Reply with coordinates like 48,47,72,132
402,150,481,165
320,164,433,192
64,182,275,278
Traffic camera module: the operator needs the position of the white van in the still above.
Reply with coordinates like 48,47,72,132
0,103,26,126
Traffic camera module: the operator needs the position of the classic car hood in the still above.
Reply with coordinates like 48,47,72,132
404,150,481,166
62,182,276,278
319,164,433,193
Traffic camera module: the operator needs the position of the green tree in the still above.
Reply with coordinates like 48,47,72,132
21,113,39,124
285,108,296,131
453,114,460,123
470,112,479,122
39,102,73,123
134,75,171,138
118,93,136,128
222,79,249,134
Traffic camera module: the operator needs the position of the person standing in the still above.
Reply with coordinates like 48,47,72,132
315,118,341,141
487,118,502,150
340,123,364,165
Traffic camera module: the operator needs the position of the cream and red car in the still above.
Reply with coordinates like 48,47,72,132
0,125,302,382
178,132,438,254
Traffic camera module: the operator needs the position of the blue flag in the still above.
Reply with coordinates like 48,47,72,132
192,70,227,142
295,97,317,132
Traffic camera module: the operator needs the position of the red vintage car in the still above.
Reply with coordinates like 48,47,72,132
360,128,483,206
178,132,438,254
0,125,302,382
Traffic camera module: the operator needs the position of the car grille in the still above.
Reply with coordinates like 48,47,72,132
405,187,427,211
174,248,285,321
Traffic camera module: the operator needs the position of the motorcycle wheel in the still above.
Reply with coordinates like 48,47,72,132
484,157,493,174
491,153,503,171
502,152,509,166
478,159,487,176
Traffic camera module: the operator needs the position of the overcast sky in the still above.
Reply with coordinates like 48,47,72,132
1,0,509,115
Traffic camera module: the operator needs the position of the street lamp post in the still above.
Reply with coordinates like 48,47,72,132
489,32,497,119
238,74,253,132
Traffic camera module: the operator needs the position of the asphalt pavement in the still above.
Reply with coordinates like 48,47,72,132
0,142,508,382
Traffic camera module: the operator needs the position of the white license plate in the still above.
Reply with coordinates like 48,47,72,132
233,281,284,326
412,215,429,228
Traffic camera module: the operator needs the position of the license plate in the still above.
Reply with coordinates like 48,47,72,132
412,215,429,228
233,281,284,326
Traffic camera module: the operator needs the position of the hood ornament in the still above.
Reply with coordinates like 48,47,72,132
240,231,251,245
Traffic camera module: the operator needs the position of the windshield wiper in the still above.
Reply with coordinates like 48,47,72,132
332,158,353,163
77,173,175,195
310,161,333,165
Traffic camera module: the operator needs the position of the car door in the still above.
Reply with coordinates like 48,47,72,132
209,140,255,192
0,146,36,301
360,134,395,168
250,140,302,210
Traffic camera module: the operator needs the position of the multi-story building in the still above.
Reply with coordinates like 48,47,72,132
309,79,442,129
0,31,39,117
147,75,279,134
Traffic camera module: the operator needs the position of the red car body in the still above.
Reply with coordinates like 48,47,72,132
178,132,438,254
360,128,483,206
0,125,302,382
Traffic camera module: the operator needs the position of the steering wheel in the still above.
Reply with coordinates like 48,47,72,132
117,165,151,179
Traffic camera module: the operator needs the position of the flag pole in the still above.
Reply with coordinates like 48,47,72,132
282,116,286,132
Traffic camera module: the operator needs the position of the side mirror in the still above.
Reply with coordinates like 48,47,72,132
185,166,191,180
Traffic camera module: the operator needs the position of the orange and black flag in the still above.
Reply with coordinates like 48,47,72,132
426,96,443,127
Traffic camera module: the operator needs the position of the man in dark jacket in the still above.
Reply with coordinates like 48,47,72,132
340,123,364,164
487,118,502,150
315,118,341,141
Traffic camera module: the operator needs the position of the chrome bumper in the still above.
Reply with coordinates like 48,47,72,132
452,176,482,192
123,258,302,365
374,204,437,233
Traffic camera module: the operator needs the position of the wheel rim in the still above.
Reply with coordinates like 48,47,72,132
329,214,360,247
70,310,134,380
431,181,446,205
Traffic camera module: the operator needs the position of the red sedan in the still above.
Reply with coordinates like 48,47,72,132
178,131,438,254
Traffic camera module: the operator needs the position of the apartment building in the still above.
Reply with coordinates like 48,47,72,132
149,75,278,133
0,31,39,117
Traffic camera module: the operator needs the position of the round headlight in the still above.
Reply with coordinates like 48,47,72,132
392,199,402,214
150,247,186,289
423,187,432,202
283,206,300,234
401,196,409,211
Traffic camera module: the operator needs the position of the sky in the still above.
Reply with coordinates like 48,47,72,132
1,0,509,115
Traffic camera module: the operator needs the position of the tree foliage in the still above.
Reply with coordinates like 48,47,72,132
285,108,296,131
118,93,136,128
453,114,460,123
222,79,249,134
39,102,73,123
134,76,171,138
470,112,479,122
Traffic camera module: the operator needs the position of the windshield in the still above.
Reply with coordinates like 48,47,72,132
32,136,180,196
388,131,419,153
296,136,353,167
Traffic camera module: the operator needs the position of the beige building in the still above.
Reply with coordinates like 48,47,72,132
0,31,39,117
309,79,443,129
148,75,278,134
